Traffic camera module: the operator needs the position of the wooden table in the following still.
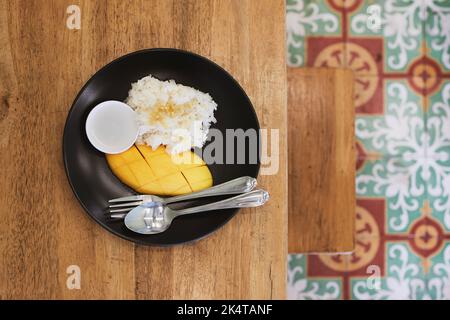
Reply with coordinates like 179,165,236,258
0,0,287,299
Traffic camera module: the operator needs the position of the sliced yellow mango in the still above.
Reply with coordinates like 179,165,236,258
137,180,162,195
111,164,139,187
159,172,192,196
105,154,125,169
173,151,205,170
106,145,141,169
106,144,213,196
147,153,180,178
120,145,143,163
181,166,214,192
128,159,157,187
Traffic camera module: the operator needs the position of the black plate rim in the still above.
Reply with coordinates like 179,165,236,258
62,48,260,246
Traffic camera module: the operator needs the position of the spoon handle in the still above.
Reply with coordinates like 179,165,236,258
175,189,269,216
163,176,257,204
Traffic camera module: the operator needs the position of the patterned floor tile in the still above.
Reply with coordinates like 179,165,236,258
424,4,450,73
344,39,383,77
288,197,385,299
289,237,434,299
287,0,344,67
347,0,425,74
306,37,347,67
288,196,433,299
354,75,382,115
426,240,450,299
357,156,427,235
356,78,425,157
350,241,428,299
425,79,450,232
288,254,345,300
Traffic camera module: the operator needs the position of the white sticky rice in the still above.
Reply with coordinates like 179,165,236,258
125,75,217,154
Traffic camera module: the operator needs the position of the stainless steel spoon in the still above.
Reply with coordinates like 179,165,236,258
122,189,269,235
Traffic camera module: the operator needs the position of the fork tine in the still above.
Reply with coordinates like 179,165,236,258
109,195,146,203
108,207,134,213
109,201,143,208
109,213,126,219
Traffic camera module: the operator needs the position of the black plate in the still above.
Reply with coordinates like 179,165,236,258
63,48,260,246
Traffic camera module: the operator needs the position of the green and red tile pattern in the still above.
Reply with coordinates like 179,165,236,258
287,0,450,300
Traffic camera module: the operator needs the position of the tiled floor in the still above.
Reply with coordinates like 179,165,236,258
287,0,450,299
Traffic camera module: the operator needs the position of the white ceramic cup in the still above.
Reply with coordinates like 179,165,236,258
85,100,139,154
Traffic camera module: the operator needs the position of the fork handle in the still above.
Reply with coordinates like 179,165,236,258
175,189,269,216
163,176,257,204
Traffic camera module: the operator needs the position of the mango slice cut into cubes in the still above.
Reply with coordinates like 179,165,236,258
106,145,213,196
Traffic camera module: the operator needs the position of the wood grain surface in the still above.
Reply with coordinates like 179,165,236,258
288,68,355,253
0,0,287,299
